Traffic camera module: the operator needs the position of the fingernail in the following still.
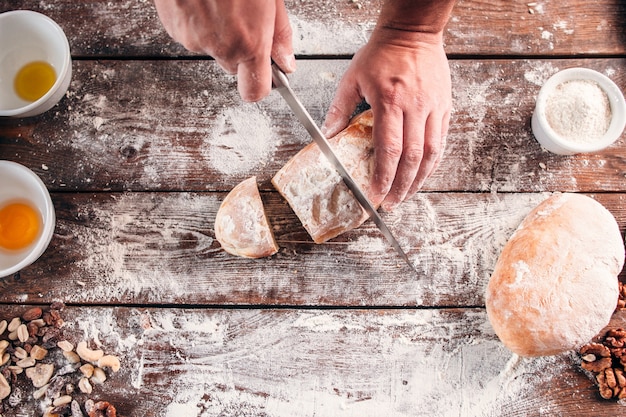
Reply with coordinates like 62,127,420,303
284,54,297,73
381,202,397,212
321,119,343,138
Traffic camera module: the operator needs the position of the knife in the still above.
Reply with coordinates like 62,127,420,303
271,63,416,271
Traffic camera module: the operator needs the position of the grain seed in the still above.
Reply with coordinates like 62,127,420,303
78,377,92,394
14,346,28,360
16,357,36,368
53,395,72,406
17,324,29,342
63,351,81,364
7,317,21,332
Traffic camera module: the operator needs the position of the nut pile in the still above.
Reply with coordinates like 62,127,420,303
579,328,626,400
0,303,121,417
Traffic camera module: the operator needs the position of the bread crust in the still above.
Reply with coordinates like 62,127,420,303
486,193,624,356
272,110,380,243
214,176,279,258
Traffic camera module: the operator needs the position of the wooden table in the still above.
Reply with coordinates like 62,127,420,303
1,1,625,416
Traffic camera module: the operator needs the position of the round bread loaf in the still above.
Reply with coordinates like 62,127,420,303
486,193,624,357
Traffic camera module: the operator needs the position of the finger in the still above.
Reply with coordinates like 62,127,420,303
407,111,446,197
237,55,273,102
383,110,425,211
372,107,404,210
322,74,362,138
429,110,450,176
271,0,296,73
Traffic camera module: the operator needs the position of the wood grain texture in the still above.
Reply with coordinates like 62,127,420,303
1,59,625,193
0,305,624,417
1,0,625,56
1,1,625,415
0,192,623,307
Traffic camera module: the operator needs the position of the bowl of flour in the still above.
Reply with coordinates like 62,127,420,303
531,67,625,155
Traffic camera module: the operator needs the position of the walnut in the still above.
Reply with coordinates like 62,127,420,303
580,328,626,400
86,400,117,417
596,368,626,400
604,328,626,348
580,343,612,372
605,328,626,367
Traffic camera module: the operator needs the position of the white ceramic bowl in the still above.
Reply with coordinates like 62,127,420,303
0,161,55,278
531,67,626,155
0,10,72,117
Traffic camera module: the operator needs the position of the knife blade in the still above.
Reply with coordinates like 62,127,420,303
271,63,416,271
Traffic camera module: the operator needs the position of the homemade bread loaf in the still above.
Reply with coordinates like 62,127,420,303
272,110,381,243
486,193,624,357
214,176,279,258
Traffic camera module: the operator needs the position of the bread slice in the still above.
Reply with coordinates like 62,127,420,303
272,110,379,243
214,176,279,258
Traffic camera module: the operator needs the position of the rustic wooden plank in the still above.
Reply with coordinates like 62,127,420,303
1,59,625,193
1,192,623,306
2,0,625,56
0,305,623,417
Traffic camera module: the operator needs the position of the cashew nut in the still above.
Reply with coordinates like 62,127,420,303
76,341,104,363
97,355,121,373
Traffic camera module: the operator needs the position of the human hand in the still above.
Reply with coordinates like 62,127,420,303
322,31,452,212
153,0,296,102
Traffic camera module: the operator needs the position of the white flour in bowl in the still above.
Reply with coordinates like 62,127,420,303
545,79,612,144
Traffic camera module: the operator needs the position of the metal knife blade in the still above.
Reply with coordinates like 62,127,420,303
271,64,415,271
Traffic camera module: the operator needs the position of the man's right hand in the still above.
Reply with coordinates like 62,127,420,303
154,0,296,102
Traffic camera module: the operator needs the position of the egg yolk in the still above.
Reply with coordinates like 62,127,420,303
14,61,56,102
0,202,41,251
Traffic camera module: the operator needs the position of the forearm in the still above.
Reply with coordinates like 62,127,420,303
376,0,456,41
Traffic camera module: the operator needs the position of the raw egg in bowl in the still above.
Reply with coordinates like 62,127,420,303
0,10,72,117
0,161,55,278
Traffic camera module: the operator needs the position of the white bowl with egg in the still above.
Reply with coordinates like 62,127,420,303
0,10,72,118
531,67,626,155
0,161,56,278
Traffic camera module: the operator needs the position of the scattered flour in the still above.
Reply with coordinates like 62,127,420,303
66,193,218,303
524,62,558,86
204,104,278,176
289,14,373,55
68,308,578,417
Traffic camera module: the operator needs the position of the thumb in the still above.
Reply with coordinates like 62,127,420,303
237,56,272,102
322,73,363,138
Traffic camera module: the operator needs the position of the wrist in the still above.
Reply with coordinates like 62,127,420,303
374,0,455,44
